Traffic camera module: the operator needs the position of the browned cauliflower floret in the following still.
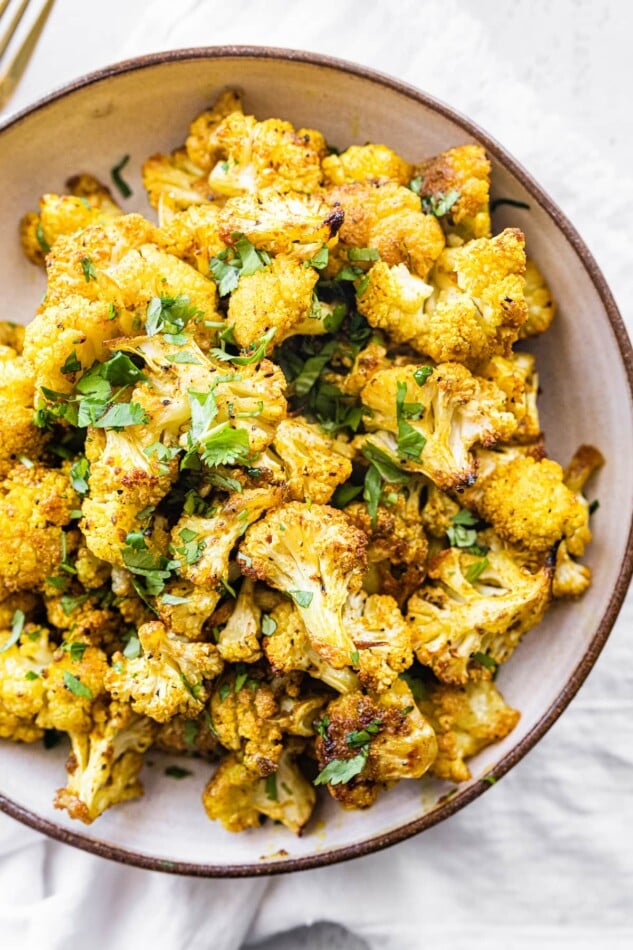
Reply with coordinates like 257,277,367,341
414,144,491,240
326,181,445,280
20,175,122,266
0,591,41,629
342,592,413,693
357,229,526,364
420,482,461,539
345,481,428,605
204,110,327,197
185,90,244,171
520,258,557,338
0,353,49,476
314,679,437,809
271,418,353,504
81,427,176,567
476,351,540,443
202,747,315,834
0,462,80,594
44,589,123,654
38,643,109,734
475,455,590,556
228,254,319,349
105,621,223,723
0,623,54,742
73,542,111,590
322,144,412,186
110,566,155,628
263,600,360,694
173,485,287,591
154,711,221,759
418,679,520,782
407,546,554,684
215,578,262,664
210,669,283,775
217,191,343,259
336,339,391,397
360,363,517,491
54,699,156,824
240,502,368,668
156,580,221,641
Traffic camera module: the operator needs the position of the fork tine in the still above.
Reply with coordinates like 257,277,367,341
0,0,31,61
0,0,55,111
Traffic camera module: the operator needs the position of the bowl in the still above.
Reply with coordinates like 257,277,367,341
1,47,632,877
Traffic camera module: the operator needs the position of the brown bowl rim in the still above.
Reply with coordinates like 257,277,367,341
1,44,632,878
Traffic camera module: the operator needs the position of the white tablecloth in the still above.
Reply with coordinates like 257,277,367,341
1,2,632,948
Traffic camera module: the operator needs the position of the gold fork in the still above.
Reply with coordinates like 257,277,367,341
0,0,56,111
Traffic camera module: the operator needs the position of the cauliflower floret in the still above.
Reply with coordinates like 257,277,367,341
0,624,55,742
42,214,157,305
215,578,262,663
202,747,315,834
358,229,527,364
205,111,327,197
322,143,412,186
154,711,221,759
336,339,391,397
110,566,155,628
271,418,353,504
217,191,343,259
38,643,109,734
44,590,123,654
476,351,540,443
276,692,329,737
227,254,319,349
210,669,282,775
142,148,211,222
314,679,437,809
173,485,287,591
551,444,604,597
155,203,225,273
0,591,42,629
185,90,244,171
475,455,590,556
520,258,557,338
342,592,413,693
263,600,360,694
81,427,177,567
414,144,491,240
0,353,49,476
407,546,554,684
0,462,80,593
54,699,156,824
326,181,445,280
73,542,111,590
360,363,517,491
156,580,221,640
345,482,428,605
105,621,223,723
0,321,25,352
20,175,122,266
240,502,367,668
418,679,520,782
420,482,461,539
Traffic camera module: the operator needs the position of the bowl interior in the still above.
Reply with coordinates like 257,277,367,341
0,51,631,875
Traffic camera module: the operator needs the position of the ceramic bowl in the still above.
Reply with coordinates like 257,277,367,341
0,47,631,877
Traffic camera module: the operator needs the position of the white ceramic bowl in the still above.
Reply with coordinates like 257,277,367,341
1,48,632,877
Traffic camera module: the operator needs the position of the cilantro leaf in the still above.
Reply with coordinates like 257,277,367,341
396,381,425,461
314,746,369,786
413,365,433,387
123,633,141,660
94,401,148,429
146,294,200,336
61,351,82,375
346,720,382,747
210,327,276,366
472,651,498,675
0,610,25,654
265,772,278,801
60,593,91,616
347,247,379,262
465,557,490,583
62,641,88,662
36,221,50,254
63,671,93,699
421,189,461,217
306,246,329,270
164,766,193,779
209,251,240,296
233,234,270,276
69,457,90,494
80,256,97,282
290,590,314,608
361,444,410,484
110,154,132,198
261,614,277,636
199,423,251,467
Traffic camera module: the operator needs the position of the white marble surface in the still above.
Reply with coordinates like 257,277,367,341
1,2,632,949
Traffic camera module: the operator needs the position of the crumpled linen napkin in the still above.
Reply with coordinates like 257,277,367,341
1,2,632,948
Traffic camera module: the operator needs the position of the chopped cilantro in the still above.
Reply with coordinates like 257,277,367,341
305,246,329,270
165,351,202,365
62,641,88,661
219,683,230,702
465,557,490,583
80,256,97,282
210,327,276,366
396,380,426,461
421,189,460,217
347,247,379,262
290,590,313,608
146,294,200,336
164,766,193,779
314,746,369,786
399,669,428,700
183,719,199,749
316,715,330,739
0,610,25,654
61,350,82,375
122,633,141,660
261,614,277,637
35,221,50,254
589,499,600,515
124,530,148,551
110,154,133,198
24,670,40,681
136,505,155,522
472,651,498,675
160,593,191,606
413,365,433,387
69,456,90,494
63,671,93,699
347,719,382,748
350,649,360,666
331,482,363,509
265,772,278,802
